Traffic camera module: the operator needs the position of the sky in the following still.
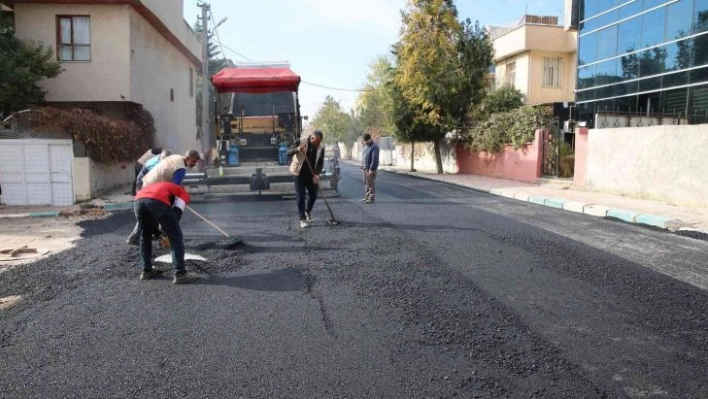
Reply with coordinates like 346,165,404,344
183,0,564,119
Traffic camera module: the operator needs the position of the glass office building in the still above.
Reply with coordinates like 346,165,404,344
574,0,708,126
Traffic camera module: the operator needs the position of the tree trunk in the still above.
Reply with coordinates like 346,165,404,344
410,141,416,172
433,138,443,174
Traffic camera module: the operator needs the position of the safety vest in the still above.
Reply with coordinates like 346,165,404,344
141,154,186,187
289,138,324,176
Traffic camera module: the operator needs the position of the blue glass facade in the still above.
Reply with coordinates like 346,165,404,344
575,0,708,125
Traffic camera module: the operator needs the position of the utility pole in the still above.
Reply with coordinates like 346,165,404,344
199,2,211,160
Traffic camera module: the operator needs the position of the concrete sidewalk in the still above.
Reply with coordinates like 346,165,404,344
347,160,708,238
0,186,134,218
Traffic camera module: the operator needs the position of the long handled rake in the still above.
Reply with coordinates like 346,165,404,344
186,205,243,249
302,154,339,226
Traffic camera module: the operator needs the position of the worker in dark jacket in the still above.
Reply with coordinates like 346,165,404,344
287,131,324,228
133,182,195,284
131,147,162,195
360,133,379,203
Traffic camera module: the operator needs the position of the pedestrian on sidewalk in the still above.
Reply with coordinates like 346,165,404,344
127,149,201,246
131,147,162,196
287,131,324,228
133,181,196,284
360,133,379,203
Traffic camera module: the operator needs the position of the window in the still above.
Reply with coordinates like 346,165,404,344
695,0,708,34
57,16,90,61
189,68,194,97
543,57,563,87
504,61,516,87
579,33,598,65
666,0,693,41
640,7,667,49
618,17,640,54
598,25,618,61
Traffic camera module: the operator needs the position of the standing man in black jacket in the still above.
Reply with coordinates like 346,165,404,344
361,133,379,203
287,131,325,228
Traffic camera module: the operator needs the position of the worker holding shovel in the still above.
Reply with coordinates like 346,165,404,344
126,149,201,246
134,181,196,284
287,131,325,228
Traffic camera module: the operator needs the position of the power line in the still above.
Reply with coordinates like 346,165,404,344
208,8,233,63
301,81,371,92
202,11,370,92
217,42,252,62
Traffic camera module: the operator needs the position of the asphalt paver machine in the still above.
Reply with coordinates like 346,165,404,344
184,62,339,196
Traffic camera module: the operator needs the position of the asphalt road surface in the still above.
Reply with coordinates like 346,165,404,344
1,163,707,398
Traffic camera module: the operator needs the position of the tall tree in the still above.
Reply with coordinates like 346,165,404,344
0,10,63,117
356,56,396,138
392,0,493,173
309,96,352,143
387,76,426,171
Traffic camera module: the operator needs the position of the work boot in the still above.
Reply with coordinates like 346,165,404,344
140,268,162,280
305,211,314,222
300,220,308,229
364,199,375,204
126,234,139,246
173,270,197,285
359,198,368,202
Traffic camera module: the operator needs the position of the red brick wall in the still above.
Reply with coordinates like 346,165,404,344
455,130,543,183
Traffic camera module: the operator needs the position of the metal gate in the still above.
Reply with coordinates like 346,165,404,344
542,120,561,177
0,139,74,206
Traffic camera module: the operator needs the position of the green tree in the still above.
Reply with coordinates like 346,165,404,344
348,109,364,143
483,84,525,114
392,0,493,173
0,11,63,117
356,56,396,137
309,96,352,143
390,78,431,171
456,18,495,129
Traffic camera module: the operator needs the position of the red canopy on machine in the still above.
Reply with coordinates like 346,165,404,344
211,67,301,94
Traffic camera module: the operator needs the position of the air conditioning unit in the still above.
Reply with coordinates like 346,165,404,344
563,119,576,133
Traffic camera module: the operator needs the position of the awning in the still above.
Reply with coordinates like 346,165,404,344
211,67,301,94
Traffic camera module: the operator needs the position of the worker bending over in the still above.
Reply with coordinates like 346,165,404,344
133,182,196,284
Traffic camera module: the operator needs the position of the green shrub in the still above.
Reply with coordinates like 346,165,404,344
463,105,551,153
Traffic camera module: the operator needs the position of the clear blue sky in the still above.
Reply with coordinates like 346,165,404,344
183,0,564,118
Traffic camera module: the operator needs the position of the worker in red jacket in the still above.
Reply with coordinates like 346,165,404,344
134,182,195,284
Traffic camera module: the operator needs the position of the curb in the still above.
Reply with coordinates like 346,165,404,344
0,201,133,219
379,168,698,237
676,227,708,241
0,211,61,219
0,213,31,219
30,211,62,218
102,202,133,212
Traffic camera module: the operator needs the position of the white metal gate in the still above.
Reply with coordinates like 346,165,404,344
0,139,74,206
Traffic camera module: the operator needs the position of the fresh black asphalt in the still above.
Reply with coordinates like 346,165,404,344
1,163,707,398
